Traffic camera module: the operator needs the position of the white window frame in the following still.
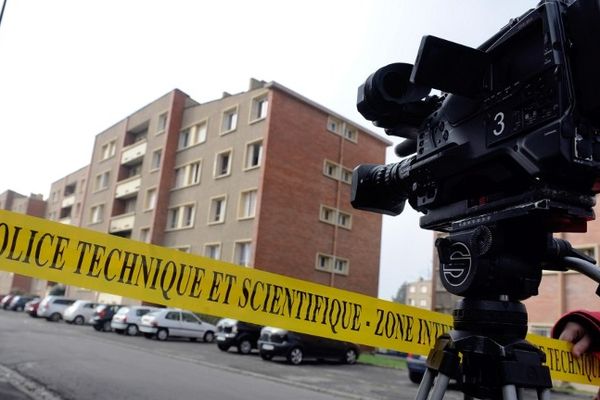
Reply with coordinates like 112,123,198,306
89,204,105,224
244,139,263,171
208,195,227,225
319,205,352,230
166,203,196,230
100,140,116,160
94,171,110,192
178,120,208,150
238,189,258,220
315,253,349,275
234,240,252,267
214,149,233,179
144,187,157,211
221,106,239,134
156,112,168,134
150,149,162,171
204,242,222,260
173,160,202,189
139,227,151,243
249,93,269,123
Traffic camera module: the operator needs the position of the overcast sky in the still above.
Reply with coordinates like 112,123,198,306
0,0,539,300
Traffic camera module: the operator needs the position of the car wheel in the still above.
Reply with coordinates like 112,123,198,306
49,313,61,322
342,348,358,365
143,333,154,339
217,344,229,352
73,315,85,325
203,331,215,343
409,370,424,384
102,321,112,332
156,329,169,341
287,347,303,365
126,324,138,336
260,352,273,361
93,324,102,331
237,339,252,354
16,306,23,312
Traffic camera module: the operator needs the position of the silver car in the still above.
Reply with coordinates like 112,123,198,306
63,300,98,325
111,305,157,336
139,309,216,342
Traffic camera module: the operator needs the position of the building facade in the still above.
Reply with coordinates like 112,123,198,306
45,80,389,304
405,278,432,310
0,190,48,296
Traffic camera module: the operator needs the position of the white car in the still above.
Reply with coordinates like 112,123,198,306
111,305,157,336
139,309,216,342
37,296,77,322
63,300,99,325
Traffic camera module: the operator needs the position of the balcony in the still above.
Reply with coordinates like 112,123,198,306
59,217,72,225
121,141,147,165
62,195,75,208
109,214,135,233
115,177,141,199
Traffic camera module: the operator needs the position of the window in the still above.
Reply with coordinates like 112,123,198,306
319,205,352,229
214,150,232,178
221,108,238,133
324,161,340,179
144,188,157,210
343,126,358,142
341,168,353,184
151,149,162,170
250,95,269,121
182,313,198,323
327,117,341,133
420,286,428,293
419,299,427,307
530,325,551,337
316,253,349,275
139,228,150,243
208,196,227,224
239,189,257,219
124,198,136,213
234,241,252,267
575,245,596,260
90,204,104,224
409,286,416,293
167,204,196,229
157,112,168,134
178,122,207,150
94,171,110,191
101,141,116,160
244,140,263,170
165,312,180,321
174,161,202,188
204,243,221,260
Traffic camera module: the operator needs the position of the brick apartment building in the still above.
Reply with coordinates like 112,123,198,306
44,79,390,304
0,190,48,296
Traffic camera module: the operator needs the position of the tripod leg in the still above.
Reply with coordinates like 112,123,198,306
517,387,525,400
502,384,518,400
537,388,551,400
415,368,435,400
430,373,450,400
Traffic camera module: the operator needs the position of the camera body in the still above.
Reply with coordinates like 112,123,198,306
352,0,600,233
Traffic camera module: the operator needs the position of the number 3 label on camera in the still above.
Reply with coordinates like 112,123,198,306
486,108,522,146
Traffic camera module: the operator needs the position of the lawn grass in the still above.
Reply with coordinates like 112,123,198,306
358,353,407,370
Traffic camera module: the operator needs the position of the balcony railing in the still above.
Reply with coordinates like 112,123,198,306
115,177,141,199
109,214,135,233
121,141,147,165
61,195,75,208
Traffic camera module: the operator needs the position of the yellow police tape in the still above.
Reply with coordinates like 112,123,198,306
0,210,598,385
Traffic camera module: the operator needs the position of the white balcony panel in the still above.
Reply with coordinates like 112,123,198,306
59,218,72,225
115,177,141,199
61,195,75,208
109,214,135,233
121,141,147,165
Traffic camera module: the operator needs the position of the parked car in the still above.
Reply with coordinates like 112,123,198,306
91,304,122,332
25,298,41,317
111,305,157,336
258,327,360,365
7,295,38,311
139,309,216,342
63,300,98,325
0,294,16,310
215,318,262,354
37,296,76,321
406,353,427,383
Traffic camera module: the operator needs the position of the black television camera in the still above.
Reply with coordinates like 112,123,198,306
353,2,600,398
352,0,600,299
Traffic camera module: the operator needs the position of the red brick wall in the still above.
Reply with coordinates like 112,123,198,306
253,89,387,297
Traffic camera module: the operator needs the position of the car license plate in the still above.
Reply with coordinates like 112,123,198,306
262,344,274,351
216,336,225,341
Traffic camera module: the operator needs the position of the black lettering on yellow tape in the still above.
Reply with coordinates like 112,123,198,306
0,210,597,385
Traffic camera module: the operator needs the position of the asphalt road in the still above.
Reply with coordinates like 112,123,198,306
0,311,591,400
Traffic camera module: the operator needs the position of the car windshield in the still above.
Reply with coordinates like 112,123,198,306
116,307,129,315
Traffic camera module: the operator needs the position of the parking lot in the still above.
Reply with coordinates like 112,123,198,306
0,308,592,400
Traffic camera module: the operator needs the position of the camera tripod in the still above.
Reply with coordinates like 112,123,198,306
414,212,600,400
